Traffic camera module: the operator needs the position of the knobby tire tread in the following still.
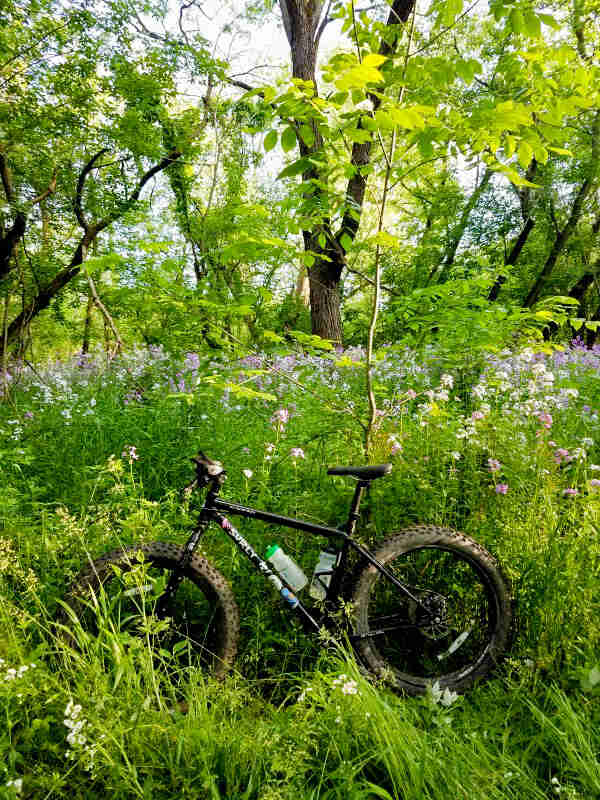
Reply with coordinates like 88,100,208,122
351,525,512,695
60,542,240,679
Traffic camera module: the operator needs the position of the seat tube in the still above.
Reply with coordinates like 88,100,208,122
347,480,368,536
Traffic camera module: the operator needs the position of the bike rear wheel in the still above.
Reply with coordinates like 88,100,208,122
351,526,511,694
59,542,240,678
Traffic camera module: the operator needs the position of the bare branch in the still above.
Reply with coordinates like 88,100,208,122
31,169,57,207
314,0,334,46
87,274,123,357
345,264,403,295
74,149,109,233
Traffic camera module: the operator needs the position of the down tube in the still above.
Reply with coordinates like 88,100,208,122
213,512,321,631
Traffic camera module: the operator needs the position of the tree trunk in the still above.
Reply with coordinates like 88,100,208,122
431,168,492,284
524,111,599,307
0,147,182,359
569,270,596,304
82,290,93,354
0,212,26,280
308,259,343,344
488,217,535,301
0,235,92,356
295,266,310,306
279,0,415,342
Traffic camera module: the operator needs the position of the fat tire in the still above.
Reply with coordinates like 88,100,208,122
59,542,240,679
351,525,511,695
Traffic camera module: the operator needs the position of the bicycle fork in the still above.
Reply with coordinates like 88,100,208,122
155,511,212,620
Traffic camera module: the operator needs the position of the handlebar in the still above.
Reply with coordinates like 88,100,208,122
186,451,226,493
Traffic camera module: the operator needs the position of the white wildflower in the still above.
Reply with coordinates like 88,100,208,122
440,687,459,707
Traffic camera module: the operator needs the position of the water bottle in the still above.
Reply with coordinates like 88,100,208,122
265,544,308,592
309,549,338,600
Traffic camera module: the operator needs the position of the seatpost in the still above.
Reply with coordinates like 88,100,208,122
347,480,368,536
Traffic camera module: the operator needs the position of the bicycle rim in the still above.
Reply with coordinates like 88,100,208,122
357,545,500,689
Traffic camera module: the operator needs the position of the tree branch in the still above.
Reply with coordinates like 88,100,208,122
74,149,109,233
0,152,14,203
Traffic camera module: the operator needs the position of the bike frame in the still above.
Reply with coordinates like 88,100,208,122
157,473,433,637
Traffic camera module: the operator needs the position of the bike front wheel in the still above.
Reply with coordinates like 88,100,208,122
59,542,240,678
351,526,511,695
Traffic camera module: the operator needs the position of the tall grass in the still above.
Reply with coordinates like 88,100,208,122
1,342,599,797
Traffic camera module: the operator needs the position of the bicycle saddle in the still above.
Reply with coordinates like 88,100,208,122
327,464,392,480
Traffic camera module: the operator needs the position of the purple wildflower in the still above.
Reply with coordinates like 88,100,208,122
121,445,139,461
562,488,578,497
271,408,290,431
487,458,501,472
495,484,508,495
554,448,571,464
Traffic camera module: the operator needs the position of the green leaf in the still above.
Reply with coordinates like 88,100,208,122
581,666,600,691
388,106,426,129
277,157,310,180
262,329,285,342
335,64,384,91
288,330,334,350
441,0,463,26
345,127,372,143
340,233,352,252
299,124,315,147
517,140,533,169
547,146,573,157
224,382,278,402
362,53,387,68
523,8,541,37
495,165,539,187
372,231,401,249
281,126,297,152
330,91,348,105
538,12,560,29
509,7,525,35
264,129,278,151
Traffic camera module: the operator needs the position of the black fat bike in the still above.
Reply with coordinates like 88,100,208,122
61,452,512,695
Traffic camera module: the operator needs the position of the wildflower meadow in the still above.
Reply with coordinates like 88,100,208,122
0,339,599,798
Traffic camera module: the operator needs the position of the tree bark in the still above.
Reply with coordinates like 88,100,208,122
308,259,343,344
82,290,93,354
0,212,26,280
569,270,596,304
488,217,535,301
